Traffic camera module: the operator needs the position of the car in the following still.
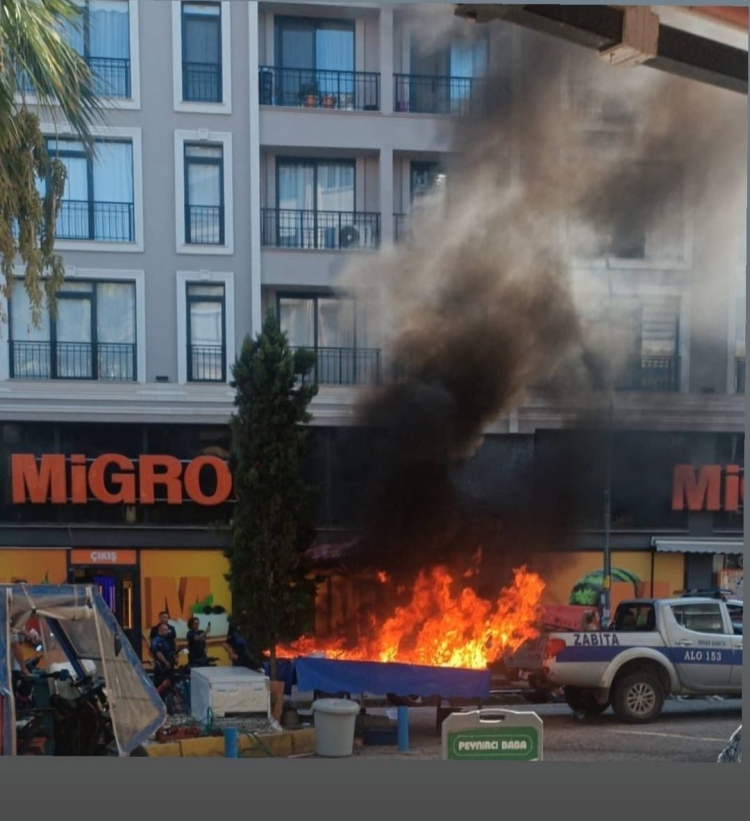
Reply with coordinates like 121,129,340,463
542,597,743,723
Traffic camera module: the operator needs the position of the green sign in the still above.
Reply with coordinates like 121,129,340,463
447,727,539,761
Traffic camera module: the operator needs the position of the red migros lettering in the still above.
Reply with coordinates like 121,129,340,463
672,464,744,512
10,454,233,506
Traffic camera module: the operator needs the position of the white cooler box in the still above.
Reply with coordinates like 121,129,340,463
190,666,271,720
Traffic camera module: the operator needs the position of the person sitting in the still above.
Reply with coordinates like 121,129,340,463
186,617,211,666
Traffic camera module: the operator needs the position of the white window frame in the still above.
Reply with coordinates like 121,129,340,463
176,270,235,386
172,0,232,114
14,1,141,111
0,267,146,384
174,129,234,255
40,123,144,253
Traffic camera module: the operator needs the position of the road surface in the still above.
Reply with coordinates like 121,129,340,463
354,697,741,761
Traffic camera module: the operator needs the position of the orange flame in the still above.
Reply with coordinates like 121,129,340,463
276,564,544,670
376,571,389,584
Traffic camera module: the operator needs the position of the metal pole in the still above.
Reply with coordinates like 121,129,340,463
600,243,614,629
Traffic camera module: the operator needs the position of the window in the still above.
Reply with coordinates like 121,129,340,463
175,130,233,253
186,283,225,382
410,161,446,202
270,17,376,111
277,294,379,386
181,2,222,103
43,138,135,243
9,279,137,381
265,158,378,250
587,295,681,392
16,1,133,100
613,603,655,632
184,143,224,245
734,296,745,393
671,603,727,635
398,33,488,115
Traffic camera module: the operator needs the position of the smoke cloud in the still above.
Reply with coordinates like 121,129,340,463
334,13,746,579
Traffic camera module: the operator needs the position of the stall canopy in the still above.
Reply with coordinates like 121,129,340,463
652,538,744,554
1,584,165,756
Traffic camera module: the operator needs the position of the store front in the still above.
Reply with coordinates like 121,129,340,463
0,421,235,662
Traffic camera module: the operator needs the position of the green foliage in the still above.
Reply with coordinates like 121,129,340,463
225,309,319,679
1,0,103,323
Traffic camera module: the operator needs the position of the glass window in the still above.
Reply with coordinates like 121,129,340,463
59,1,131,98
613,603,656,632
182,2,222,103
276,17,354,71
671,603,726,634
185,143,224,245
9,280,136,381
187,283,225,382
45,138,134,242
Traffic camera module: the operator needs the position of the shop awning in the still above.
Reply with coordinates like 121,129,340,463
652,538,744,554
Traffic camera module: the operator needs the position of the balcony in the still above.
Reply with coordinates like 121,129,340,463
614,355,681,393
15,56,131,99
261,209,380,250
56,200,134,243
186,205,224,245
736,357,745,394
394,74,487,116
10,341,136,381
259,66,380,111
183,61,222,103
292,346,381,386
187,344,225,383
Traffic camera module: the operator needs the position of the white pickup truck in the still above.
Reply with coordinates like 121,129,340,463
542,597,743,723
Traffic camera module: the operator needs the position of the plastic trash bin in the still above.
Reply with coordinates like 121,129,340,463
312,698,360,757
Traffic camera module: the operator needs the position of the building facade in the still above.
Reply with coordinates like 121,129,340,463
0,3,745,654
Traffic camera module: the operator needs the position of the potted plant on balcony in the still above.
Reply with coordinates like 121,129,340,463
321,92,336,109
299,82,319,108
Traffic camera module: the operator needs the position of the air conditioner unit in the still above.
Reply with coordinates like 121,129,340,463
190,666,270,720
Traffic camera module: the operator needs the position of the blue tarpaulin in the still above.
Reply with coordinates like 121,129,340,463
262,659,298,696
294,657,491,700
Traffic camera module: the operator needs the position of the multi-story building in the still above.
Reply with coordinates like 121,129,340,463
0,3,745,653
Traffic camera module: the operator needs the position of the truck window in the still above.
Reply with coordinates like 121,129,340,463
670,603,726,634
613,604,656,631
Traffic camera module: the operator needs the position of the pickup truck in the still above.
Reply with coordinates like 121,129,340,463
541,597,743,723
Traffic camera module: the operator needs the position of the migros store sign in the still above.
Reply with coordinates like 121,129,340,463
11,454,233,506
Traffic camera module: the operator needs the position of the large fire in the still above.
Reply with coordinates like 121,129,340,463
276,564,545,670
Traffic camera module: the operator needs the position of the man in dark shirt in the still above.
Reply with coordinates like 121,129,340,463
149,611,176,652
150,623,175,691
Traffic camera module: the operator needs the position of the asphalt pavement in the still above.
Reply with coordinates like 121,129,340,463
353,698,742,761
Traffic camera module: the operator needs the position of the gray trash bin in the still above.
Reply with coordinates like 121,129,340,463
312,698,360,757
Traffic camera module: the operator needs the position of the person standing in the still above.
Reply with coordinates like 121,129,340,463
149,611,176,652
186,617,211,666
222,622,260,670
150,623,175,692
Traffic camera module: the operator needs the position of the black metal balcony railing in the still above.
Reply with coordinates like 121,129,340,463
261,209,380,250
736,356,745,394
292,346,381,386
15,56,131,99
10,341,136,381
614,355,681,393
183,61,222,103
259,66,380,111
394,74,487,116
186,205,224,245
88,56,131,99
187,344,225,382
56,200,134,242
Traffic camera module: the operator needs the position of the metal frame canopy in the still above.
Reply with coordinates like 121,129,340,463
454,5,748,94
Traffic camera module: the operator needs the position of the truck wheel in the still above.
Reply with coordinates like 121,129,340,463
612,672,664,724
564,686,609,715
